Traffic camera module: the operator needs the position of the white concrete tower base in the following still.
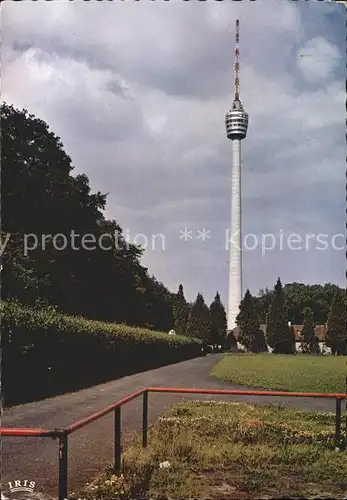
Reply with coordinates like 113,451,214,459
227,139,242,331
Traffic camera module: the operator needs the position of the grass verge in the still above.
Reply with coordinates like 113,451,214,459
211,353,346,393
71,401,347,499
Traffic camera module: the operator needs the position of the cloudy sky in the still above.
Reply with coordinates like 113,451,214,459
2,0,345,305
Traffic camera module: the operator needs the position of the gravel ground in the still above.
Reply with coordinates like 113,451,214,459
1,354,344,499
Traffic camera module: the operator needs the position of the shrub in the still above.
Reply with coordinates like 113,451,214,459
300,307,320,355
326,292,347,355
224,331,238,351
1,301,203,405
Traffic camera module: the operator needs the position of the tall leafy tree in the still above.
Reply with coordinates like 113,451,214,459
236,289,267,353
209,291,227,347
186,293,211,343
173,284,189,335
325,292,347,355
255,287,274,324
300,307,320,355
1,102,175,329
266,278,295,354
141,276,175,331
255,282,346,325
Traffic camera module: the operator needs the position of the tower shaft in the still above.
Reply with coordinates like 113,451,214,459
227,139,242,330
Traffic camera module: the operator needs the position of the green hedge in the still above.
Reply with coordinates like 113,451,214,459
1,301,203,406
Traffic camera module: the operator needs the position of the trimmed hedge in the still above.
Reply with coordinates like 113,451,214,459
1,301,203,406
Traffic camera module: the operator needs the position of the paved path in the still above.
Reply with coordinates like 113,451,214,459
1,354,343,499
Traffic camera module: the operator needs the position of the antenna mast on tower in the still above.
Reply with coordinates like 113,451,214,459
234,19,240,101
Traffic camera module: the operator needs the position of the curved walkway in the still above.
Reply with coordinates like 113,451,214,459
1,354,343,499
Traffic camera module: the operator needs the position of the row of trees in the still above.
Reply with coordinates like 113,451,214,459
236,278,346,355
173,278,346,355
173,285,228,346
255,282,346,324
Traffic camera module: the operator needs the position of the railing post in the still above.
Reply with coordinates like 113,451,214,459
142,389,148,448
335,397,342,451
58,431,68,500
114,407,121,475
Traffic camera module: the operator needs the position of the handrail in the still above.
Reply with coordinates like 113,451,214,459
1,388,344,436
1,386,345,500
66,388,145,434
0,427,61,437
147,387,347,399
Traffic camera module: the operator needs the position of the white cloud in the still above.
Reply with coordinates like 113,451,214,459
297,36,341,82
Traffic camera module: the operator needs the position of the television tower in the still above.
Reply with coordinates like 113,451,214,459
225,19,249,331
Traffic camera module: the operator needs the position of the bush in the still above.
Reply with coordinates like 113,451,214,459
1,301,203,405
224,331,238,351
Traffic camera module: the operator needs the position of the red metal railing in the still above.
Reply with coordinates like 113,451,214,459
148,387,346,399
1,387,346,500
0,427,58,437
66,388,145,434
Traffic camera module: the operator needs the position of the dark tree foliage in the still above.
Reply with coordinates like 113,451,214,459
266,278,296,354
253,329,269,353
224,331,238,351
289,324,296,354
1,103,174,329
236,289,267,353
173,284,189,336
186,293,211,343
140,275,175,331
255,282,345,325
255,287,275,324
209,291,227,347
300,307,320,355
325,292,347,355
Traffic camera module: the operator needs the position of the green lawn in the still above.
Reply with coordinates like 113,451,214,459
72,401,347,499
211,354,346,393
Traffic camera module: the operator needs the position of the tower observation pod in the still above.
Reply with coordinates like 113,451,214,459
225,100,248,140
225,19,249,332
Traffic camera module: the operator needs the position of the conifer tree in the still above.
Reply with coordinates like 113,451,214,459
173,284,188,336
186,293,211,343
236,289,267,352
209,291,227,348
289,324,297,354
225,331,238,351
266,278,295,354
325,292,347,355
300,307,320,355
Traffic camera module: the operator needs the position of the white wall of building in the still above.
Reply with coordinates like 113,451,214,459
235,342,331,354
